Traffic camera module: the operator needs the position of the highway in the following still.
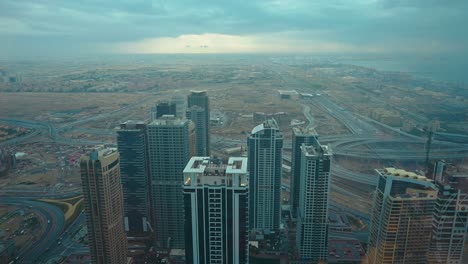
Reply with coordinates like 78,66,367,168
303,95,468,178
308,96,379,135
56,97,151,132
268,84,468,215
3,93,466,164
0,118,87,146
40,211,88,263
1,70,467,258
332,163,378,186
0,96,153,147
301,104,315,129
0,191,89,263
2,197,65,263
0,119,46,146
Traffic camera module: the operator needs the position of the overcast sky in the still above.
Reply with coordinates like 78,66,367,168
1,0,467,57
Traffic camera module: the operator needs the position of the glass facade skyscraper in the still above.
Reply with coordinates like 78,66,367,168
187,90,210,156
117,121,151,237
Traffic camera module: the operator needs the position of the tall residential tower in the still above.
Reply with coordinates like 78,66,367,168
368,168,437,264
187,90,210,155
248,119,283,233
80,148,127,264
290,127,318,219
186,106,208,156
151,101,177,121
296,142,332,262
183,157,249,264
428,161,468,264
147,115,196,249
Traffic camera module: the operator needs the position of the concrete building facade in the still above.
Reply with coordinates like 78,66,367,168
290,127,318,219
368,168,438,264
296,142,332,262
428,161,468,264
147,115,196,249
80,148,127,264
183,157,249,264
248,119,283,233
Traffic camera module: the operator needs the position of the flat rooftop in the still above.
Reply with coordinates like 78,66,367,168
190,90,207,96
377,168,438,199
301,142,331,157
437,162,468,192
251,119,280,135
187,105,204,112
278,90,298,95
149,115,187,126
183,157,248,187
119,120,146,129
377,168,432,182
292,126,318,136
82,146,118,161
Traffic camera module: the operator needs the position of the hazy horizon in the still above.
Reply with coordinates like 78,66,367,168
2,0,468,58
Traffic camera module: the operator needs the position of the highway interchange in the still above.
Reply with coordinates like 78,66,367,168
1,196,66,263
1,89,468,260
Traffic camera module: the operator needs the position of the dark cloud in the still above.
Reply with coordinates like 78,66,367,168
0,0,467,57
379,0,467,9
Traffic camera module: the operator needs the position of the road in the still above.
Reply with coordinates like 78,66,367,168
2,197,65,263
40,211,88,263
301,104,315,129
0,95,153,147
308,95,379,135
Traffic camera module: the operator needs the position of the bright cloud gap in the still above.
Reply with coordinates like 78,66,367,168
110,32,382,54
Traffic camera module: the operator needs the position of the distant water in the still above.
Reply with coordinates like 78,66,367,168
335,54,468,84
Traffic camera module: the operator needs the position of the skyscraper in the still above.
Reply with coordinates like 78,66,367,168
187,90,210,155
296,142,331,262
290,127,318,219
368,168,438,264
248,119,283,233
428,161,468,264
80,148,127,264
147,115,196,249
186,105,208,156
151,101,177,121
117,121,151,237
183,157,249,264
